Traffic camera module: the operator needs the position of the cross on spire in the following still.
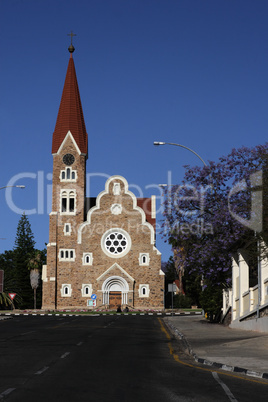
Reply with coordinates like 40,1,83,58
68,31,76,53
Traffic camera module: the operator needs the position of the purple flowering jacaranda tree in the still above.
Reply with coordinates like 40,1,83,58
162,143,268,287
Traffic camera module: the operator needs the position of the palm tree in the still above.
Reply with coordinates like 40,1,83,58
27,251,42,309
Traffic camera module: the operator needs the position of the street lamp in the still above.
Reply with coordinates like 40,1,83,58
0,185,25,190
155,141,208,307
153,141,207,166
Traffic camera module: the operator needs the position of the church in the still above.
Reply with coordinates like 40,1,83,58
41,43,164,311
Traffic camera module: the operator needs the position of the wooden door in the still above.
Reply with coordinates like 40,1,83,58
109,291,122,309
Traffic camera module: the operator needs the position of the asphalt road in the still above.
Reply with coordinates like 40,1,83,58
0,315,267,401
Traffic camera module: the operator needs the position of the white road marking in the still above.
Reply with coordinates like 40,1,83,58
35,366,49,375
212,372,238,402
0,388,16,399
21,331,35,336
61,352,70,359
77,342,83,346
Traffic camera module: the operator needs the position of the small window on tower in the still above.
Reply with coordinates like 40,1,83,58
69,192,75,212
60,190,76,214
60,167,77,182
61,193,67,212
64,223,71,236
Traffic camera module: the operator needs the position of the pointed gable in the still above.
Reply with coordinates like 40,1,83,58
52,53,88,155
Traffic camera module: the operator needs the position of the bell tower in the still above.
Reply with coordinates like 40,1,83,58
42,41,88,309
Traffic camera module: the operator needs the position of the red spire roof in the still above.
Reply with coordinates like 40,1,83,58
52,53,88,155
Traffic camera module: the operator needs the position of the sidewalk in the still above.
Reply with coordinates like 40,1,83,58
164,315,268,379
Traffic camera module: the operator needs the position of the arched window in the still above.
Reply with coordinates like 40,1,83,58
81,284,92,297
69,191,75,212
60,167,77,182
139,284,149,297
83,253,93,266
59,249,75,261
64,223,71,235
61,191,67,212
67,168,71,179
139,253,150,266
61,284,72,297
61,190,76,214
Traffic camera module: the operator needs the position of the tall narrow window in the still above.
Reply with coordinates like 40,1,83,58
67,168,71,179
69,191,75,212
61,191,67,212
60,190,76,214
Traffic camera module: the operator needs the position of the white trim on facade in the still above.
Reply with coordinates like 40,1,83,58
138,284,150,297
82,252,93,265
139,253,150,266
101,275,129,305
96,263,135,283
77,175,159,250
81,284,92,297
61,284,72,297
54,131,82,156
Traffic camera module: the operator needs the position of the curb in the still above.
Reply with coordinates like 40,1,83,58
165,320,268,380
0,311,202,318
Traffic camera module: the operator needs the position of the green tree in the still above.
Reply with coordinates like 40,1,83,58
13,213,35,309
0,250,22,308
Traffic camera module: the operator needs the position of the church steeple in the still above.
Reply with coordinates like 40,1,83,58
52,46,88,156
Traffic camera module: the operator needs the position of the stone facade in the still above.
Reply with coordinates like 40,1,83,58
41,51,164,311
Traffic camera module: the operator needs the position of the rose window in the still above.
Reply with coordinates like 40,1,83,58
104,232,128,255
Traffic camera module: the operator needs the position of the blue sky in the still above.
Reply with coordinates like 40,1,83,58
1,0,268,261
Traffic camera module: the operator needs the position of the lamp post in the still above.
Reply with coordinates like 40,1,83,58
155,141,207,310
153,141,207,166
0,185,25,190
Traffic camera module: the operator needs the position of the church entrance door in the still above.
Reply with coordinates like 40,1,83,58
109,291,121,309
